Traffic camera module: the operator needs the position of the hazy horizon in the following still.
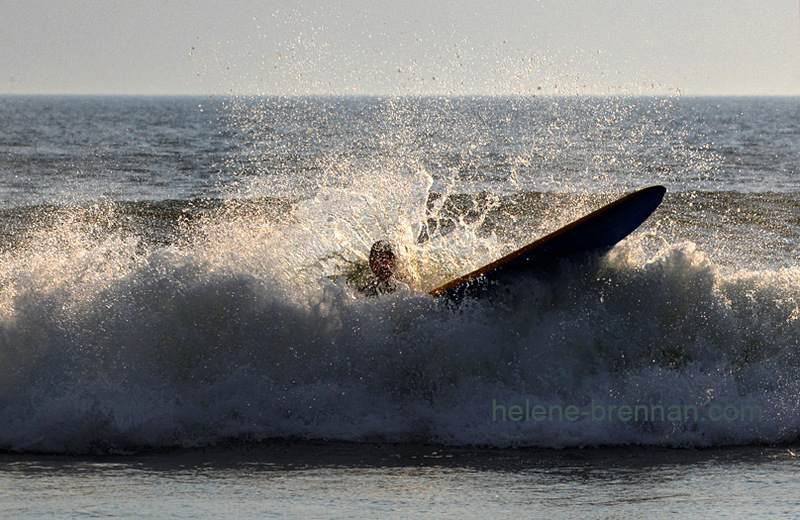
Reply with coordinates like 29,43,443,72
2,1,799,97
3,92,800,99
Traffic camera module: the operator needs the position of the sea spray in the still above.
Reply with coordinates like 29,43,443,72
1,96,799,453
1,181,799,453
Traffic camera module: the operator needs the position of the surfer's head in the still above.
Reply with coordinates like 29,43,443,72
369,240,397,282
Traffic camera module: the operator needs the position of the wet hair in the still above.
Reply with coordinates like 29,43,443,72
369,240,397,282
370,240,394,258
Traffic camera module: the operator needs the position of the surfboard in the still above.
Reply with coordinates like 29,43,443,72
428,185,666,298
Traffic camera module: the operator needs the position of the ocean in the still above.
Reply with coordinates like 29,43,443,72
0,95,799,517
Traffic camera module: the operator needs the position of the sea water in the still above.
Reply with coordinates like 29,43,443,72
0,95,799,517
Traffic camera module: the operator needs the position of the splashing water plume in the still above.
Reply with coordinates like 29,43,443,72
1,95,799,454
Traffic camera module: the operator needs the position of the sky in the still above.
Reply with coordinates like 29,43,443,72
1,0,799,96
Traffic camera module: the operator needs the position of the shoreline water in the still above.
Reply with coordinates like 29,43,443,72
3,439,799,465
2,442,799,518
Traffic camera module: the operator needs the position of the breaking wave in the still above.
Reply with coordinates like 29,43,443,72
1,170,798,454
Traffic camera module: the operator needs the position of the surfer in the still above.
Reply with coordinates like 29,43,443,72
361,240,401,296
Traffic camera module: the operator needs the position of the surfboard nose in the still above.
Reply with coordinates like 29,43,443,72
430,185,667,298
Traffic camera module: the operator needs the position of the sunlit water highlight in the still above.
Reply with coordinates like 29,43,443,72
0,95,799,516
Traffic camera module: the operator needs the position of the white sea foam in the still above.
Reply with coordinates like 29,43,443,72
0,170,798,454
